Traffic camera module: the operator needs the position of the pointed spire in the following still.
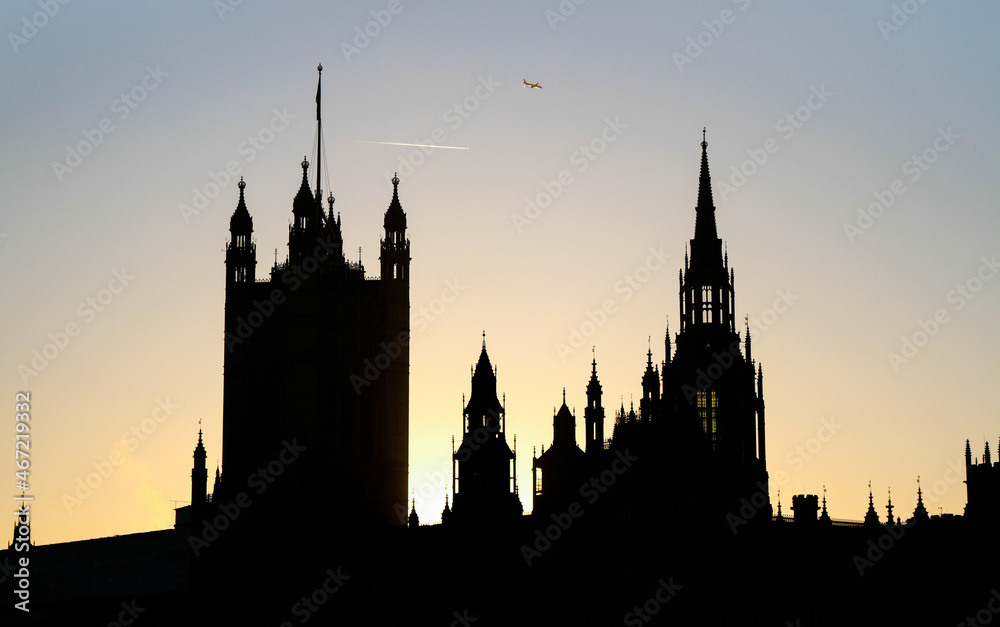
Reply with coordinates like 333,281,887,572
408,495,419,528
694,128,718,243
912,475,929,523
820,485,831,523
744,315,753,362
698,128,712,204
292,156,317,224
664,320,672,364
229,177,253,234
985,440,992,466
194,420,206,457
383,172,406,232
886,487,894,524
864,481,880,526
776,491,784,522
237,178,246,210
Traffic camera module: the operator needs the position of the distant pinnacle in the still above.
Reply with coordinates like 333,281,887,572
693,129,718,244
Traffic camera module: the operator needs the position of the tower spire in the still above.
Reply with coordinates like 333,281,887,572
912,475,929,523
864,481,880,526
820,485,831,524
585,346,604,454
695,127,717,241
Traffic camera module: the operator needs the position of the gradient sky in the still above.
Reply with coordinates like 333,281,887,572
2,1,999,544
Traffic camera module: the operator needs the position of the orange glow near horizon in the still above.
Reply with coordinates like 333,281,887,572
2,3,999,547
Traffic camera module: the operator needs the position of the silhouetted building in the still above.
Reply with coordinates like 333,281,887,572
531,389,588,517
532,131,770,531
965,438,1000,521
449,337,523,525
8,76,1000,624
219,153,409,529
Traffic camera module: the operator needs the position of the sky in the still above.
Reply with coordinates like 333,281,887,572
2,1,999,544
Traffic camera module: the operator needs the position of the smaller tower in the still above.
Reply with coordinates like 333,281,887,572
289,157,324,264
640,342,658,422
408,497,419,529
911,476,929,523
819,486,831,525
886,487,894,525
864,482,880,527
441,491,452,525
451,336,522,525
9,505,32,551
212,464,222,502
380,174,410,282
553,389,575,447
584,349,605,454
534,389,588,517
225,178,256,285
191,427,208,514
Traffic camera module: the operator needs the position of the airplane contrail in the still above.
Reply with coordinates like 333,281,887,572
351,140,470,150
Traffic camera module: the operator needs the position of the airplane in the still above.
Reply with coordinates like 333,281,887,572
523,79,542,89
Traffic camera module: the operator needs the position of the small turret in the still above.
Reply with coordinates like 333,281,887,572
408,497,419,529
191,427,208,513
864,481,881,527
441,491,452,525
819,486,831,525
553,389,576,447
225,178,256,284
911,476,929,523
380,173,410,282
584,348,605,454
212,464,222,502
640,342,658,421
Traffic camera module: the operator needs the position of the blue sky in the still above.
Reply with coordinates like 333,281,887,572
2,1,999,542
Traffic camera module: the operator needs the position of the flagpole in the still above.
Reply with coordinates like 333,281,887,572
315,63,322,201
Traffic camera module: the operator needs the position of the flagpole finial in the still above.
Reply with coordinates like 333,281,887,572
318,63,323,73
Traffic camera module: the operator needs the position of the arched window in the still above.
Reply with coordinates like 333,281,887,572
697,389,718,450
701,285,714,323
